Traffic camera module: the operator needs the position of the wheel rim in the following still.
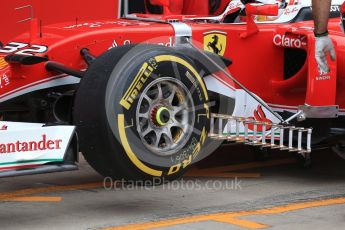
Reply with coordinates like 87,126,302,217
136,77,195,156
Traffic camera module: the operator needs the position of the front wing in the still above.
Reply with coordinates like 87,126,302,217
0,122,77,177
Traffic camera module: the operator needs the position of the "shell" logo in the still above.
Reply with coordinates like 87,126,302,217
0,57,8,70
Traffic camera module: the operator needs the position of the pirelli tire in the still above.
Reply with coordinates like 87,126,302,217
74,44,210,181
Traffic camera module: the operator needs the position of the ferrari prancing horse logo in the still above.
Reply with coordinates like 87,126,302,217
203,31,227,56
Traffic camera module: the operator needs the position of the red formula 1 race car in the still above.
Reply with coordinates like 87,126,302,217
0,0,344,180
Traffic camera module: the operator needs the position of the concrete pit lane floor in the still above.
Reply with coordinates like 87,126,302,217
1,144,345,230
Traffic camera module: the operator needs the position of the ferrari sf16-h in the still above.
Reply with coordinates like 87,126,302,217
0,0,344,180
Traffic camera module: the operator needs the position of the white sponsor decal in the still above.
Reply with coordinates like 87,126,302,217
273,34,306,48
63,21,149,29
330,5,340,12
316,75,331,81
0,123,75,170
0,42,47,56
110,37,173,49
157,37,173,47
0,73,10,88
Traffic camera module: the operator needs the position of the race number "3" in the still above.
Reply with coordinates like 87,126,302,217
0,42,48,56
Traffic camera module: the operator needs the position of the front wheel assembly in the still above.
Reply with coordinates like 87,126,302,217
74,44,211,181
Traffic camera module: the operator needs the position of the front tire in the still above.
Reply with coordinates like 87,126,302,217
74,44,210,181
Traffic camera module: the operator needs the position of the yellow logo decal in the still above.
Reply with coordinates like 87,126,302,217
0,57,8,70
120,62,153,110
203,31,227,56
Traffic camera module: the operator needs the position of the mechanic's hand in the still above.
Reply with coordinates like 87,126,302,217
315,35,336,73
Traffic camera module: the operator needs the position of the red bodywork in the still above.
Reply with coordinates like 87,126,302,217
0,0,119,42
0,2,345,115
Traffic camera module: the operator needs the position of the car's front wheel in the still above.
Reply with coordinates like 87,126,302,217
74,44,210,181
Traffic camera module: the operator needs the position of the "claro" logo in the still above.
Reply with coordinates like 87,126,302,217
273,34,306,48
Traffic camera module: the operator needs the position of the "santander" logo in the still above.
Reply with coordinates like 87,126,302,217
0,134,62,154
247,105,272,132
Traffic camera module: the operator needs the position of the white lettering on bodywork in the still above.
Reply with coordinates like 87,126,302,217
0,74,10,88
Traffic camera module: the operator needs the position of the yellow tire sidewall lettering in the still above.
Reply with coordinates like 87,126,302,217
154,55,209,101
118,114,163,177
120,62,154,110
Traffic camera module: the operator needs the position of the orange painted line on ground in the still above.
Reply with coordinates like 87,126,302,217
0,182,103,201
185,172,261,178
105,196,345,230
212,217,268,229
104,215,217,230
190,158,296,174
4,196,62,202
232,197,345,217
